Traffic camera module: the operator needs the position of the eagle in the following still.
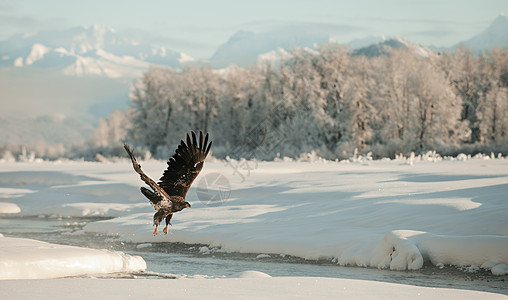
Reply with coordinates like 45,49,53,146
123,131,212,235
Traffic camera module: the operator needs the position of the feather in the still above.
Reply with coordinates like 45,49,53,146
157,131,212,199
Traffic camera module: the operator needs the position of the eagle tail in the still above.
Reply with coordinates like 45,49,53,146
140,187,162,206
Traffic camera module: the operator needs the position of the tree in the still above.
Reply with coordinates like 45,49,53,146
477,48,508,143
128,66,179,155
95,109,131,147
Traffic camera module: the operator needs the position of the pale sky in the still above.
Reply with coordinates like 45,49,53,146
1,0,507,58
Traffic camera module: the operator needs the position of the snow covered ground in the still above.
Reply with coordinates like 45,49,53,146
1,275,506,300
0,234,145,279
0,155,507,298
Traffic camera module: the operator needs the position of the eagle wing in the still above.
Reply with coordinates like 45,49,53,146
158,131,212,199
124,144,170,202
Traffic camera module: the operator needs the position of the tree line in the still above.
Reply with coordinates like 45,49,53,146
94,44,508,160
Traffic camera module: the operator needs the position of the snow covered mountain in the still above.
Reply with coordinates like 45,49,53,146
453,14,508,53
0,25,193,78
209,29,330,68
210,31,438,67
347,35,386,50
352,37,434,57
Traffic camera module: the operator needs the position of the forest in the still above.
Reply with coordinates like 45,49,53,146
91,44,508,160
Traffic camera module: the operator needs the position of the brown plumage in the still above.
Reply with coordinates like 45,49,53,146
124,131,212,235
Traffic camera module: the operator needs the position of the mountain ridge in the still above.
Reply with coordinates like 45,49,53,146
452,14,508,53
0,25,193,78
2,15,507,76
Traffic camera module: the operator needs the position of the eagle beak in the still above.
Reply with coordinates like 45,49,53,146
186,202,191,208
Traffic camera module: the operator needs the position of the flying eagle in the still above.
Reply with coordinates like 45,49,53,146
124,131,212,235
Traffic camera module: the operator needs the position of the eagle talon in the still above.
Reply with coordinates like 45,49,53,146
153,226,158,236
163,225,169,234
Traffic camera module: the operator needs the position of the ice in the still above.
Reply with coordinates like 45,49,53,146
136,243,152,249
491,264,508,276
232,270,272,278
0,236,146,279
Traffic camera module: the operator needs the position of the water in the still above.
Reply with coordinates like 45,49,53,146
0,216,506,295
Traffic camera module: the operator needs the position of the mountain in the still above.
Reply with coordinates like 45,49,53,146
352,37,434,57
347,35,386,50
0,25,193,78
209,29,330,68
454,14,508,53
210,29,439,67
1,19,505,151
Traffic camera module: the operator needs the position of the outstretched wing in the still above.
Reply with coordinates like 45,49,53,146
124,144,169,200
158,131,212,199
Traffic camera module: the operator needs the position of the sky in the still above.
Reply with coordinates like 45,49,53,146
1,0,507,59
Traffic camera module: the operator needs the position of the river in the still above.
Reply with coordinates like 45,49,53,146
0,215,506,295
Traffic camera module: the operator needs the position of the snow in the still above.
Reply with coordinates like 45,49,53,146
25,43,51,65
0,202,20,214
13,56,23,67
0,277,505,300
1,158,508,276
233,270,272,278
210,28,329,68
0,236,146,279
0,163,152,217
178,52,195,64
63,50,149,78
491,264,508,276
77,158,508,276
2,25,189,79
136,243,152,249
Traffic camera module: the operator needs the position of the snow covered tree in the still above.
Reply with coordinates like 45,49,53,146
375,49,416,154
341,56,376,153
445,46,481,143
314,44,349,154
95,109,131,148
477,48,508,144
275,47,326,156
407,56,463,151
128,66,179,155
102,42,506,160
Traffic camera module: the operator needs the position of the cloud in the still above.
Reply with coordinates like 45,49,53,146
0,13,67,40
269,21,363,36
409,28,455,37
0,1,14,11
119,28,214,55
235,20,364,36
369,16,487,27
0,14,42,29
0,1,67,40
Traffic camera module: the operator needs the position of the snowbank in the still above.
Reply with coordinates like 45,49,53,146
0,202,21,214
0,277,505,300
0,236,146,279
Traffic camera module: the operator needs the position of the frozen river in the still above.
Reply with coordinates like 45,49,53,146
1,215,506,295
